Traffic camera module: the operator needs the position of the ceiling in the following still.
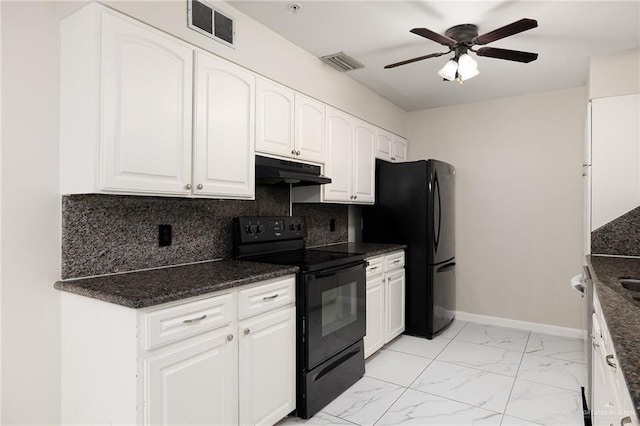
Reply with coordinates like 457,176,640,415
228,1,640,111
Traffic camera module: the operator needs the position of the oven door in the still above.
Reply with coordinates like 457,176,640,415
304,262,366,370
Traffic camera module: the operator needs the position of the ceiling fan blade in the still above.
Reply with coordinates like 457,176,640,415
472,18,538,45
475,47,538,63
384,51,449,69
410,28,457,47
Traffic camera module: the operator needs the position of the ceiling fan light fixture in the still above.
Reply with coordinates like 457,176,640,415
459,66,480,81
438,60,458,81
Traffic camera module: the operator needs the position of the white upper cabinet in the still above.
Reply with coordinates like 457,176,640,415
60,4,255,199
255,78,326,163
101,13,193,195
194,52,255,199
375,129,408,163
392,135,408,162
324,107,354,202
295,94,325,163
352,119,376,203
255,78,295,158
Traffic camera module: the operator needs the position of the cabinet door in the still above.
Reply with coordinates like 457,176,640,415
353,119,376,204
364,274,385,358
193,51,255,199
256,78,295,158
144,328,237,426
295,94,325,163
385,269,406,343
101,13,193,195
239,306,296,426
375,129,393,162
392,136,408,162
324,107,353,202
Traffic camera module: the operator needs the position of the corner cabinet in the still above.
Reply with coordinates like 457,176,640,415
60,3,254,199
61,275,296,426
364,250,406,358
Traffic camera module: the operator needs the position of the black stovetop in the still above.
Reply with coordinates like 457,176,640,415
248,249,366,272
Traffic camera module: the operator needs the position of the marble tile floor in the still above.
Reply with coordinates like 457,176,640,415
279,320,587,426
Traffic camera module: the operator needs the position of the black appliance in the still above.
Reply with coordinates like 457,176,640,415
255,155,332,186
233,216,366,419
363,159,455,339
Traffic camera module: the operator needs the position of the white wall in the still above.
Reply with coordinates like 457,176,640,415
1,2,61,424
56,0,407,137
589,48,640,100
407,87,587,329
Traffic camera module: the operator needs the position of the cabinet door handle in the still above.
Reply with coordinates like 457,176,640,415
197,183,203,190
183,314,207,324
244,328,251,335
621,416,632,425
291,149,296,155
296,150,301,155
606,354,617,368
226,334,234,342
354,195,357,199
185,183,192,190
368,266,378,271
392,259,401,264
262,294,279,301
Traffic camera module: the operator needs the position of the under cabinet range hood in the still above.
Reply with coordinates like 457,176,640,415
255,155,331,186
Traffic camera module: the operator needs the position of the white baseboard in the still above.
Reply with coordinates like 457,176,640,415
455,311,587,340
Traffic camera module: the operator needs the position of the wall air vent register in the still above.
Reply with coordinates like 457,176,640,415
187,0,235,48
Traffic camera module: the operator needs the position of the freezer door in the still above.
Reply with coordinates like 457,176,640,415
428,160,455,265
431,260,456,335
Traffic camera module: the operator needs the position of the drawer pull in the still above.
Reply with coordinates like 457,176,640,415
605,354,617,368
392,259,401,264
183,314,207,324
262,294,279,301
621,416,632,425
368,266,378,271
227,334,233,342
244,328,251,335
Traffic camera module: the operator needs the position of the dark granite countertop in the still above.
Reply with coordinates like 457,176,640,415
587,255,640,418
54,260,299,309
310,242,406,257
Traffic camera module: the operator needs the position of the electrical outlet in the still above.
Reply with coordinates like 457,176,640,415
330,219,336,232
159,224,172,247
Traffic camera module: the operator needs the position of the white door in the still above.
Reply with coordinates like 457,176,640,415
364,274,385,358
375,129,393,162
256,78,295,158
193,52,255,199
239,307,296,426
353,119,376,204
295,94,325,163
385,269,406,343
392,136,408,162
101,13,193,195
144,328,238,426
324,107,353,202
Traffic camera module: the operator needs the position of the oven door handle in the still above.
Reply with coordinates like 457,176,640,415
306,262,366,280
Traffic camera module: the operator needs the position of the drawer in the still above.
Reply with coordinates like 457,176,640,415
366,256,384,276
238,275,295,320
143,292,234,351
385,251,405,271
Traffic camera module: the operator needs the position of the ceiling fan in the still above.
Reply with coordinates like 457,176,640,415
385,18,539,82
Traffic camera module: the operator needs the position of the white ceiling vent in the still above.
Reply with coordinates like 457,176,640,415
188,0,235,48
320,52,365,72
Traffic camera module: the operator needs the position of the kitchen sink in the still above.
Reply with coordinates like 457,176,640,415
619,278,640,300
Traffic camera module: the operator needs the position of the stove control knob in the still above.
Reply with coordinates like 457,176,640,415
245,224,252,234
250,224,258,234
257,224,265,234
289,224,295,231
296,223,303,231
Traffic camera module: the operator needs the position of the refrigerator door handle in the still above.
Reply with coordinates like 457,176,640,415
434,171,442,251
436,262,456,273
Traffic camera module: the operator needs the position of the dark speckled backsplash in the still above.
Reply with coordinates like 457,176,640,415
591,205,640,257
62,186,348,279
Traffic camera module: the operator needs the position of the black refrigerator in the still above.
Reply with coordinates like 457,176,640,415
363,159,455,339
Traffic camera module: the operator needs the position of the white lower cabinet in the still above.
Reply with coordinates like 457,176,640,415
364,250,406,358
592,289,639,426
61,275,296,426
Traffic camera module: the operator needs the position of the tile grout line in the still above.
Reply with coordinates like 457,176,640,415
501,330,532,424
